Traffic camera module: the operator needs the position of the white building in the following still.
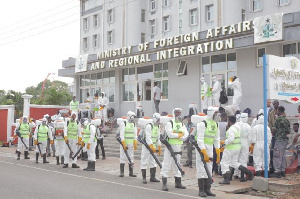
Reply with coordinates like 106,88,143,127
59,0,300,117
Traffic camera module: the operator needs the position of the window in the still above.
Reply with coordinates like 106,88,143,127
141,9,146,22
154,62,168,99
107,30,113,44
93,14,98,27
283,43,297,57
83,37,88,50
251,0,262,12
83,18,89,30
177,60,187,76
212,54,226,71
93,34,98,48
278,0,289,6
150,20,156,35
227,53,237,70
190,9,198,26
122,68,136,101
163,15,170,32
257,48,265,66
108,9,113,23
150,0,156,11
137,65,153,81
241,9,246,22
202,57,211,73
163,0,170,7
141,33,146,43
206,5,214,22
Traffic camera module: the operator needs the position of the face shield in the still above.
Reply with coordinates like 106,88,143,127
257,114,264,124
22,116,28,123
127,111,136,123
42,118,47,125
71,113,76,121
153,113,161,125
173,108,182,122
207,106,218,120
240,113,248,123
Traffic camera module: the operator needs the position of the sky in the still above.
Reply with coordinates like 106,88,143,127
0,0,80,93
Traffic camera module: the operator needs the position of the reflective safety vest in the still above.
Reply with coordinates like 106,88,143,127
225,126,241,150
204,119,218,145
124,122,135,144
19,123,30,138
151,124,159,148
168,119,183,145
67,121,79,140
201,84,212,97
70,101,79,111
38,125,49,142
83,124,96,143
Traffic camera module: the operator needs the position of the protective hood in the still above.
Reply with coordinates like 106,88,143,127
200,77,205,83
22,116,28,123
257,114,264,125
240,113,248,123
127,111,136,121
207,106,218,120
42,118,47,125
212,76,217,82
153,113,161,123
173,108,183,122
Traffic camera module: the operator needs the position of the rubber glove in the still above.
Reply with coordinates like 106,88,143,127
158,145,161,156
64,136,68,143
134,140,137,150
201,149,210,162
249,143,255,153
178,132,184,138
202,96,204,100
149,144,156,153
34,139,38,145
81,141,85,147
50,140,54,145
87,143,91,149
122,140,127,150
216,148,221,164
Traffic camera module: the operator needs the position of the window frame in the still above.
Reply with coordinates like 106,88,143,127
251,0,263,12
278,0,289,6
141,33,146,43
162,15,170,32
150,0,156,11
83,17,89,30
141,9,146,22
189,8,198,26
107,30,114,44
206,5,214,22
83,37,88,50
176,60,187,76
93,34,98,48
163,0,170,7
154,62,169,100
107,9,114,24
93,14,98,27
257,48,266,67
149,19,156,35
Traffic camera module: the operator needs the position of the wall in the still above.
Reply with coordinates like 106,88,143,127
29,105,69,120
0,105,15,142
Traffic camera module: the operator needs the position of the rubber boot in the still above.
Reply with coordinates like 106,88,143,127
204,178,216,196
238,165,254,181
281,171,286,177
141,169,147,184
36,153,39,164
61,156,64,165
229,167,235,181
239,171,248,182
119,163,125,177
24,151,30,159
198,178,207,197
269,171,281,178
129,164,137,177
63,164,68,168
17,151,21,160
43,153,49,163
83,161,91,171
162,177,168,191
150,167,160,182
72,163,80,168
256,170,262,177
56,156,60,165
86,161,95,171
174,177,186,189
219,171,231,184
203,109,208,115
52,152,56,157
81,152,88,161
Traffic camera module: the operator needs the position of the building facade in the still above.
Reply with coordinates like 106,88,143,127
59,0,300,117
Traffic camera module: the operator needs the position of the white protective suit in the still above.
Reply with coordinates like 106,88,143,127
251,109,264,128
15,116,30,153
98,92,109,120
161,109,188,178
228,77,242,107
53,117,66,158
140,121,161,170
235,113,252,176
119,112,137,164
196,107,220,179
212,76,222,106
64,117,82,165
200,77,209,111
34,118,53,154
82,121,97,162
220,123,241,174
252,115,272,172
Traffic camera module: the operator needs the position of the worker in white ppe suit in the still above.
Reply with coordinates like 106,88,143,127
228,76,242,108
63,112,82,168
251,114,272,176
251,109,264,128
200,77,211,114
211,76,222,106
140,113,161,184
34,118,53,164
119,111,138,177
81,118,97,171
161,108,188,191
235,113,252,182
219,116,253,184
53,117,66,165
15,116,31,160
98,92,109,121
196,107,220,197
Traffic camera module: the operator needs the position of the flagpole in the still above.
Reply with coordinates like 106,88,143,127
263,54,268,178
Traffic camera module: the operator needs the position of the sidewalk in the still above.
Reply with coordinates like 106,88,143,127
0,145,269,199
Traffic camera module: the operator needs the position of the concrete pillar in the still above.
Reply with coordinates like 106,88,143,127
21,94,33,117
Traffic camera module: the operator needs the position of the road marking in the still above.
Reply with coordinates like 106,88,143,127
0,160,198,199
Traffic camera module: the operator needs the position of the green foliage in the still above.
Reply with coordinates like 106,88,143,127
0,90,23,118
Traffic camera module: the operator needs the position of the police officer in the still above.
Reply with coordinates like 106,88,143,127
161,108,188,191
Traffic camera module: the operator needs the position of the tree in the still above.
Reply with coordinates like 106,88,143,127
2,90,23,119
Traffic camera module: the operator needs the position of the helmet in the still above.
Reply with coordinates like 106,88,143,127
153,113,161,123
240,113,248,123
127,111,136,120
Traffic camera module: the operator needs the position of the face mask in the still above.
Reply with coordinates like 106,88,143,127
42,121,47,125
83,120,89,126
175,115,182,122
23,118,28,123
